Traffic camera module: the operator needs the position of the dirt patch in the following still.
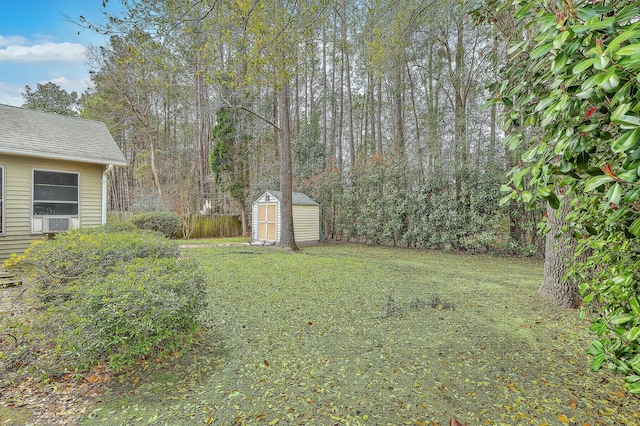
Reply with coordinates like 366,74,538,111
0,285,110,426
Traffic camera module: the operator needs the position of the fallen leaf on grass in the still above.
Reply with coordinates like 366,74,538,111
558,414,571,424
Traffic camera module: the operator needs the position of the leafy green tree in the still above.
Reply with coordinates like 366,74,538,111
293,111,324,179
210,107,250,236
22,82,79,116
490,0,640,392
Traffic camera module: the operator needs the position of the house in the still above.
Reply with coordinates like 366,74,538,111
0,104,127,260
252,190,320,246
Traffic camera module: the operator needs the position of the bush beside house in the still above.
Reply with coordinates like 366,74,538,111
3,227,208,373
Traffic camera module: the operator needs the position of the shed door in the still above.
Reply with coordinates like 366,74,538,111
259,204,277,240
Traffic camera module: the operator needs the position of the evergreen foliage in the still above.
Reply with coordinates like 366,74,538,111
21,82,79,116
296,157,519,254
210,107,237,185
484,0,640,391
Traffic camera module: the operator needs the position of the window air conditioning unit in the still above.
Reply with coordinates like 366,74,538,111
42,217,71,233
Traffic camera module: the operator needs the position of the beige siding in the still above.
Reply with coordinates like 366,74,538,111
292,205,319,243
0,154,105,261
80,164,103,227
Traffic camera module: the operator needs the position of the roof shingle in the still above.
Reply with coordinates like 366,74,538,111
267,190,319,206
0,104,127,166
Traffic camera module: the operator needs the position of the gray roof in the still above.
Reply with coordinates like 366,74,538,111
267,190,318,206
0,104,127,166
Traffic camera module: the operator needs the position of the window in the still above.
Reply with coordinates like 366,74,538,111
33,170,78,216
0,166,4,234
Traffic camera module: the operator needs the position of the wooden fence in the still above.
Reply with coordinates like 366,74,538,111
109,212,242,239
180,215,243,239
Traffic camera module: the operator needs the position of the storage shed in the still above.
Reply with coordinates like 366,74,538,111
252,190,320,246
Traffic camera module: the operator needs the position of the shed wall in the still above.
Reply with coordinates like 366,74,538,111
251,201,258,241
292,205,319,242
0,154,104,260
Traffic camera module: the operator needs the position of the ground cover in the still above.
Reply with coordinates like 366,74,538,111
178,237,251,248
76,244,637,425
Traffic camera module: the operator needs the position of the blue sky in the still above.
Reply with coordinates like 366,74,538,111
0,0,121,106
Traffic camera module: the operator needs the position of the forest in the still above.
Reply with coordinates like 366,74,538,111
58,0,539,255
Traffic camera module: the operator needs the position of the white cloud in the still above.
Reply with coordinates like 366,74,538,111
0,33,93,105
43,76,92,96
0,76,93,107
0,81,23,106
0,35,27,47
0,42,86,64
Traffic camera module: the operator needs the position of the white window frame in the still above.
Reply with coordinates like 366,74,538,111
32,169,80,218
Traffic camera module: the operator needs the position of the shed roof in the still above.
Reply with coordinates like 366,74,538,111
265,190,319,206
0,103,127,166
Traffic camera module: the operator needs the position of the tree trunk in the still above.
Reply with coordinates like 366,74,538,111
539,200,581,308
277,83,299,251
143,119,163,197
322,19,328,168
368,72,376,156
239,200,248,237
329,11,338,165
342,0,355,167
376,77,382,157
406,61,424,177
392,63,405,157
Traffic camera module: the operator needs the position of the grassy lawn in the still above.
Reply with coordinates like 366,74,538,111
178,236,251,246
82,244,639,425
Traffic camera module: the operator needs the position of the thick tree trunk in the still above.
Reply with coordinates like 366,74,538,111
277,83,299,251
539,200,581,308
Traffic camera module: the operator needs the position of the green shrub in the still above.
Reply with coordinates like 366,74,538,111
103,216,137,233
131,211,182,238
4,227,207,374
53,257,207,370
12,228,178,305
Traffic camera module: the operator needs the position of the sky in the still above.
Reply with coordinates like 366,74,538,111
0,0,121,106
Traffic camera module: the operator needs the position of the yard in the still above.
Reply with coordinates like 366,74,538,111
77,244,638,425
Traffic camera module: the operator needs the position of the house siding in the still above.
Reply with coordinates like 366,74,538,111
0,154,105,261
292,205,319,242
